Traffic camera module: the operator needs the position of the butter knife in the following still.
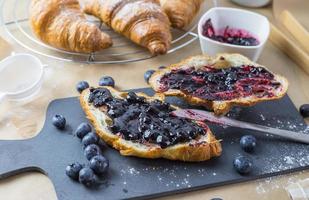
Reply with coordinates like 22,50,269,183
172,109,309,144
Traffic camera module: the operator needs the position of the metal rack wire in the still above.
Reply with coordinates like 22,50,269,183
0,0,200,64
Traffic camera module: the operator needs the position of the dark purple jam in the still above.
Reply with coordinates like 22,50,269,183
202,19,259,46
88,88,207,148
159,65,281,101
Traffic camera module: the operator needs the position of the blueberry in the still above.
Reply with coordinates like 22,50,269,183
75,123,92,139
52,114,66,130
66,162,83,180
78,167,98,187
76,81,89,93
233,156,253,174
156,135,170,148
82,132,99,148
240,135,257,152
84,144,102,160
300,104,309,118
158,66,166,69
210,198,223,200
90,155,109,175
99,76,115,87
144,70,155,83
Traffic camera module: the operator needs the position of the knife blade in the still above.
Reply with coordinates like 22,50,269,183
172,109,309,144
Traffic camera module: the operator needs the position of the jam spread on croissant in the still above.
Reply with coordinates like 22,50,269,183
202,19,259,46
159,65,282,101
88,88,207,148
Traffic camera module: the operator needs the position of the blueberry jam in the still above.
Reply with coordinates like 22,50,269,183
159,65,281,101
88,88,207,148
202,19,259,46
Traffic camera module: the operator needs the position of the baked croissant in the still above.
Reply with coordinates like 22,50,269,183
84,0,172,55
30,0,112,53
160,0,204,29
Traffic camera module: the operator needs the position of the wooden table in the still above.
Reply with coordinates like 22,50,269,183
0,0,308,199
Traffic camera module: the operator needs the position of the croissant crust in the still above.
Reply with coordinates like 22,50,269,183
84,0,172,55
30,0,112,53
160,0,204,29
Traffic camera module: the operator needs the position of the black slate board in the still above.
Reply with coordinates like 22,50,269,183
0,88,309,200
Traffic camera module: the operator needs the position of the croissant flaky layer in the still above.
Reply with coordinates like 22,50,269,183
160,0,204,29
30,0,112,53
84,0,172,55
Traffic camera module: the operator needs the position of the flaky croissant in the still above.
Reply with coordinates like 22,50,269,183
30,0,112,53
160,0,204,29
84,0,172,55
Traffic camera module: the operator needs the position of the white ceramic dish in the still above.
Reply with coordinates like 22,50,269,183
0,53,45,102
198,7,270,61
231,0,272,8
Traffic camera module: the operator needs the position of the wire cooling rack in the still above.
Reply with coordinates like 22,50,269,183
0,0,200,64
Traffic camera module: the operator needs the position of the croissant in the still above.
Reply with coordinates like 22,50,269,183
160,0,204,29
30,0,112,53
84,0,172,55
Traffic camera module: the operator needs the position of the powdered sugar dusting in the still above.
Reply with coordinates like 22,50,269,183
255,171,305,195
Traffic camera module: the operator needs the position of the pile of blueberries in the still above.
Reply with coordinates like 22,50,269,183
52,116,109,187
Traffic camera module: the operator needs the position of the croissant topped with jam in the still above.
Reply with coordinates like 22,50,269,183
149,54,289,115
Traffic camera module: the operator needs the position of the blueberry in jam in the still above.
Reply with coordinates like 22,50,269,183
88,88,207,148
159,65,281,101
202,19,259,46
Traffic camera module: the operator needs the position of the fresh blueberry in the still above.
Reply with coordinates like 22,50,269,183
76,81,89,93
66,162,83,180
90,155,109,175
210,198,223,200
233,156,253,174
84,144,102,160
300,104,309,118
144,70,155,83
75,123,92,139
78,167,98,187
52,114,66,130
99,76,115,87
82,132,99,148
240,135,257,152
158,65,166,69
